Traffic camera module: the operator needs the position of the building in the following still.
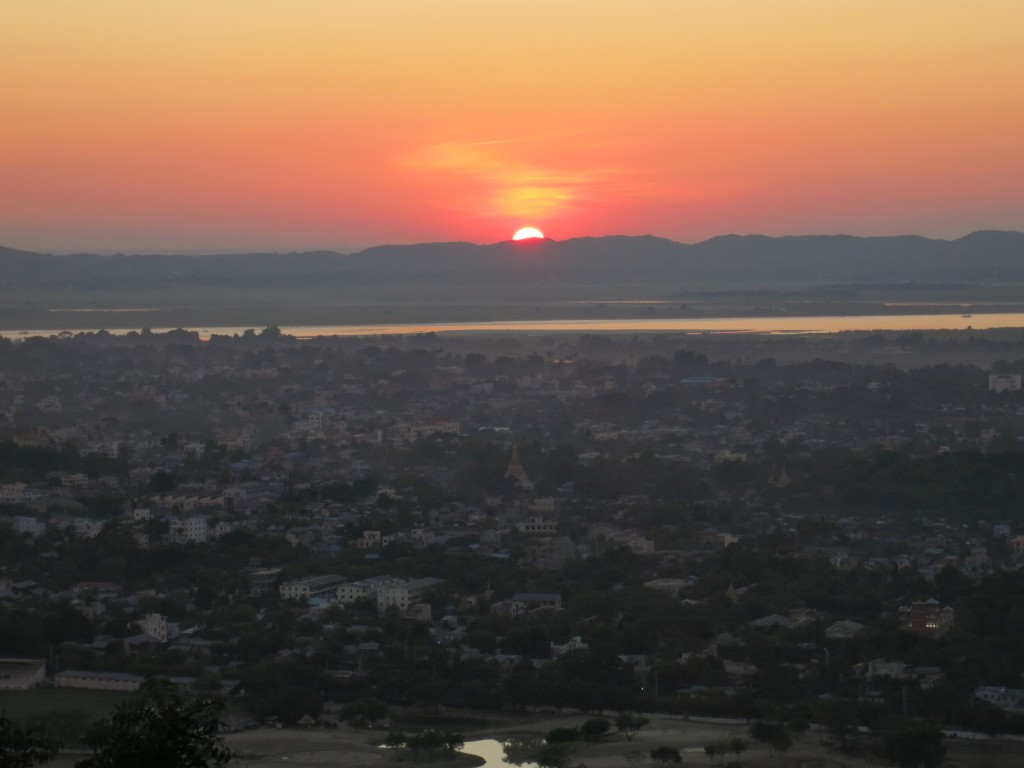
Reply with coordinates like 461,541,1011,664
989,373,1022,393
506,445,532,487
975,686,1024,713
714,450,747,464
643,578,691,598
518,517,557,535
376,577,443,613
336,575,403,604
550,635,588,658
55,670,144,692
0,483,27,504
279,574,347,601
11,516,45,538
528,497,558,514
612,533,655,555
308,410,330,432
0,658,46,689
391,420,460,443
139,613,173,643
825,620,866,640
73,518,104,539
248,567,282,596
898,599,954,638
1009,535,1024,560
355,530,382,549
866,658,909,678
511,591,562,611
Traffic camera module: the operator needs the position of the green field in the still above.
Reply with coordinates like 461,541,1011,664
0,687,129,742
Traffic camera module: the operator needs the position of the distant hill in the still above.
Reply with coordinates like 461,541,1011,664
2,231,1023,291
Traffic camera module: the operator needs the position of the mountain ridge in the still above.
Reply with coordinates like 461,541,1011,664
1,231,1023,289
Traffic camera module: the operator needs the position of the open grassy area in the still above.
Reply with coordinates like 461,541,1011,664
223,712,1024,768
0,687,128,743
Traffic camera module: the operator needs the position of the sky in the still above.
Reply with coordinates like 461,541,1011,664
3,1,1023,253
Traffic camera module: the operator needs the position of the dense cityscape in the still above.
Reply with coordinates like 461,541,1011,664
4,328,1024,766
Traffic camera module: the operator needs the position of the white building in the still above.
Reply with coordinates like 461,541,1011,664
139,613,171,642
11,516,46,538
989,373,1022,393
518,517,558,535
390,421,460,443
170,516,209,544
308,411,331,432
336,575,403,604
866,658,909,678
643,578,690,597
280,574,347,601
376,577,443,613
61,473,90,489
614,534,655,555
73,518,105,539
55,670,143,692
528,498,558,514
0,483,27,504
0,658,46,689
975,686,1024,713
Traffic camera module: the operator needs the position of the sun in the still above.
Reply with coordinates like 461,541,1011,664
512,226,544,241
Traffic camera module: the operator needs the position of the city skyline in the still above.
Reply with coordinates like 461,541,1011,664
4,1,1023,253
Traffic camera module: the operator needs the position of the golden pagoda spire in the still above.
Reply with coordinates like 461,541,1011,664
770,466,791,488
506,444,531,486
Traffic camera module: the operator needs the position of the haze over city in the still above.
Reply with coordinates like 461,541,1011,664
4,1,1024,253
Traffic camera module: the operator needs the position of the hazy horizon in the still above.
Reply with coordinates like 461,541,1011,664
6,227,1023,259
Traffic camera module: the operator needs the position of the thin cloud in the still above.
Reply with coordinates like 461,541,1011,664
399,135,665,219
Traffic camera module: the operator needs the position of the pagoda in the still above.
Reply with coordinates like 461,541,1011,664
506,444,532,487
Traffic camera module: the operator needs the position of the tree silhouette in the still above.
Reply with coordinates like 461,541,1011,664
0,713,61,767
650,746,682,764
75,678,234,768
616,713,650,742
885,726,946,768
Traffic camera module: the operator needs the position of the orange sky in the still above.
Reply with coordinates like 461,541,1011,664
3,1,1023,252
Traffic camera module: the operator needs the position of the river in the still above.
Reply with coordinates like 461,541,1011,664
3,311,1024,341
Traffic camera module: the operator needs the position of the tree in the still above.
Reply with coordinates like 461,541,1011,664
405,730,458,763
703,741,733,765
443,732,464,756
616,713,650,742
885,726,946,768
501,734,544,766
75,678,234,768
728,738,747,762
385,732,407,761
976,705,1009,739
650,746,682,764
546,728,579,745
749,722,791,757
343,697,388,728
0,714,61,767
536,743,571,768
768,728,791,756
580,718,611,740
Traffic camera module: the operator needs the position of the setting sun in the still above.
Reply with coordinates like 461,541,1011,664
512,227,544,241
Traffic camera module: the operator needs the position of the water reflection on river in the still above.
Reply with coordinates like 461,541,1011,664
5,311,1024,340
